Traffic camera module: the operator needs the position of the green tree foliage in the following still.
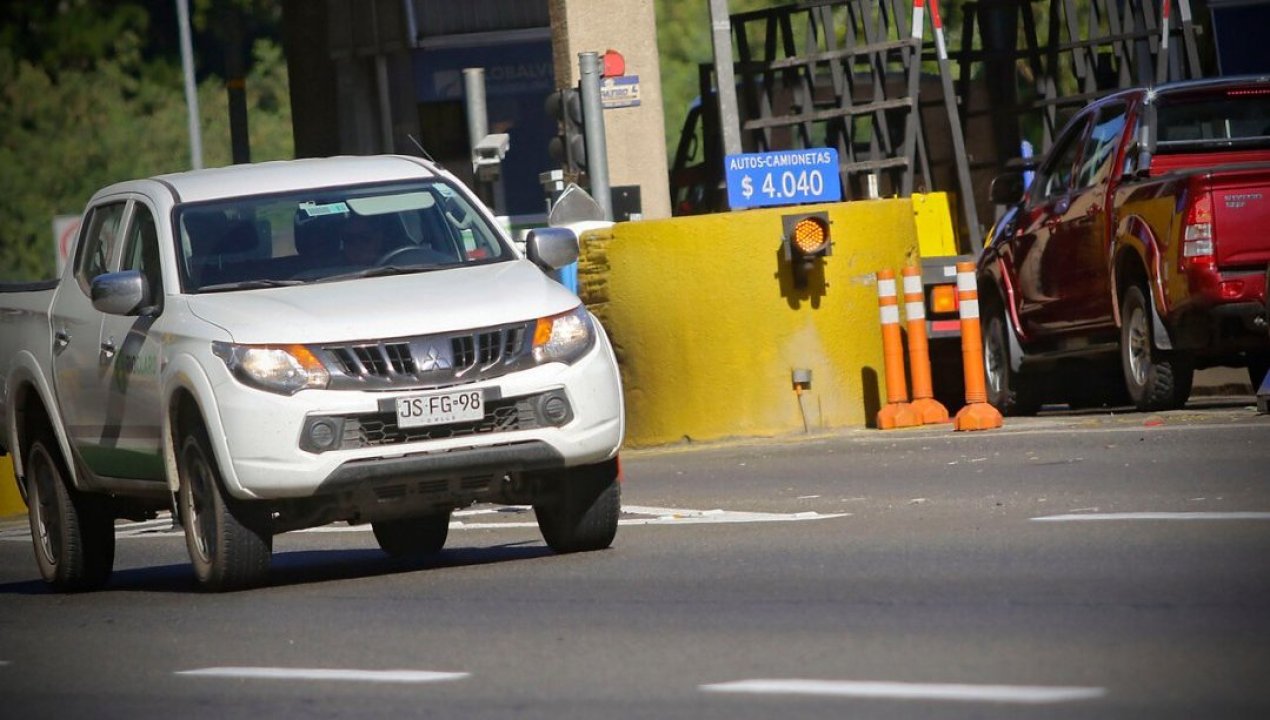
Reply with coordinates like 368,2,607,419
0,1,290,282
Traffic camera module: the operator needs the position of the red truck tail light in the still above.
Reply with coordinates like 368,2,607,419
1181,192,1214,269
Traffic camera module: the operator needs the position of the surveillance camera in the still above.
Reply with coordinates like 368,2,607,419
474,133,510,162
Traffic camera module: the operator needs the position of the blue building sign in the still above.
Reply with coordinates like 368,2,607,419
725,149,842,210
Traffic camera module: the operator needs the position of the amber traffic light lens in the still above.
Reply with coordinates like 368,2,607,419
791,216,829,256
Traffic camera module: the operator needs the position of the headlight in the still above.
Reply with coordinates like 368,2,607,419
212,342,330,395
532,305,595,364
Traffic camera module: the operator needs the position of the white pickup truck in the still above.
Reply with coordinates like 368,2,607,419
0,155,625,592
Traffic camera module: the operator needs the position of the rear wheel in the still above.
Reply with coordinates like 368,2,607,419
372,512,451,560
177,419,272,591
534,458,621,554
983,308,1040,416
24,433,114,591
1120,285,1193,411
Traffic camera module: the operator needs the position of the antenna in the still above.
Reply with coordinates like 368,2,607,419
406,134,436,163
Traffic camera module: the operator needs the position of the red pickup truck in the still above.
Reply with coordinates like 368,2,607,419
976,76,1270,413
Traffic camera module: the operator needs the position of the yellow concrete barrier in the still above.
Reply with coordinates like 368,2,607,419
1,456,24,519
579,198,918,447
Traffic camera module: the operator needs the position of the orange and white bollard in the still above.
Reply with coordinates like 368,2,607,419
876,268,919,429
952,261,1003,431
902,264,950,424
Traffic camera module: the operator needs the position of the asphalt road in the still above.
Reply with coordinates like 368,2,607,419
1,398,1267,719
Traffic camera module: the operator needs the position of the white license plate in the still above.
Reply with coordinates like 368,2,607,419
395,389,484,428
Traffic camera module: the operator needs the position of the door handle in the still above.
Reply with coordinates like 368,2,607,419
100,338,116,360
53,329,70,354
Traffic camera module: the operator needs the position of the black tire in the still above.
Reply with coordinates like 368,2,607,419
177,420,272,591
24,433,114,591
372,512,451,560
534,457,621,554
1120,285,1194,411
983,307,1041,416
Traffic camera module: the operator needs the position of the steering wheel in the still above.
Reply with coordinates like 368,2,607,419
376,245,445,266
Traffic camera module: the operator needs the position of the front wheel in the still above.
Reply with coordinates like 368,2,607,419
983,307,1040,416
372,512,451,561
24,433,114,591
1120,285,1193,411
177,420,272,591
534,457,621,554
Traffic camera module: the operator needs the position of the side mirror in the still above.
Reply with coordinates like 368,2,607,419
989,172,1026,206
525,227,580,271
91,270,149,316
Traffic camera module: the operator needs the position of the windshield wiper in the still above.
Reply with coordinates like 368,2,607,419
199,279,306,292
317,264,443,282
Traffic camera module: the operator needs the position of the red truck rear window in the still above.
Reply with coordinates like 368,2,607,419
1156,89,1270,152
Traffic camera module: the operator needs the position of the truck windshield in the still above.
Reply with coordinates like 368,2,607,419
1156,87,1270,151
176,179,512,293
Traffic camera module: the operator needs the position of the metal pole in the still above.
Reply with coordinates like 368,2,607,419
176,0,203,170
463,68,489,169
375,55,394,152
708,0,742,161
578,52,612,221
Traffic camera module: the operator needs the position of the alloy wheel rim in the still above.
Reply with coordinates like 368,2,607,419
182,446,213,563
1127,305,1150,387
29,448,58,567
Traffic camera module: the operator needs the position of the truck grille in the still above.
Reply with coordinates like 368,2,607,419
315,322,532,390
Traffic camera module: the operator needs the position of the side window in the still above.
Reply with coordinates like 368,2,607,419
1035,118,1090,201
121,203,163,309
75,202,127,295
1075,104,1128,189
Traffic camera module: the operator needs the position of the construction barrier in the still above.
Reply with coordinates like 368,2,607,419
952,261,1003,431
1,456,24,518
876,268,919,429
903,264,950,424
577,199,918,446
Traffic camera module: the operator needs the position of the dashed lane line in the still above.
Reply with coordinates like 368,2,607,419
700,679,1106,704
176,667,469,684
1032,512,1270,522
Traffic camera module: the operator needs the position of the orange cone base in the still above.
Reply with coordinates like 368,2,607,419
910,397,950,425
954,402,1003,431
878,402,921,430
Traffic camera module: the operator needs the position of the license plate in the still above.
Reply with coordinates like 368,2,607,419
395,389,484,428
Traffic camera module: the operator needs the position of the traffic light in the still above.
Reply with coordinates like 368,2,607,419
545,86,587,173
781,211,832,288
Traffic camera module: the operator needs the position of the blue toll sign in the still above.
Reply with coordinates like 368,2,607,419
725,149,842,210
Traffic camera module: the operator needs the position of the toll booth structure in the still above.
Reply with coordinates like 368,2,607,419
282,0,557,229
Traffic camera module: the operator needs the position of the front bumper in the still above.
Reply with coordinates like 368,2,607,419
207,331,624,500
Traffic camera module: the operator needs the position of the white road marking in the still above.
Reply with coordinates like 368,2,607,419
176,667,468,684
0,504,848,542
1033,512,1270,522
700,679,1106,704
299,505,848,533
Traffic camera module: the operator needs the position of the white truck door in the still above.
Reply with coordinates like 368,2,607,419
50,200,127,480
94,200,166,481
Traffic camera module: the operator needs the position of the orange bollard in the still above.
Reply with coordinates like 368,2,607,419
953,261,1003,431
876,268,919,429
902,264,950,424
